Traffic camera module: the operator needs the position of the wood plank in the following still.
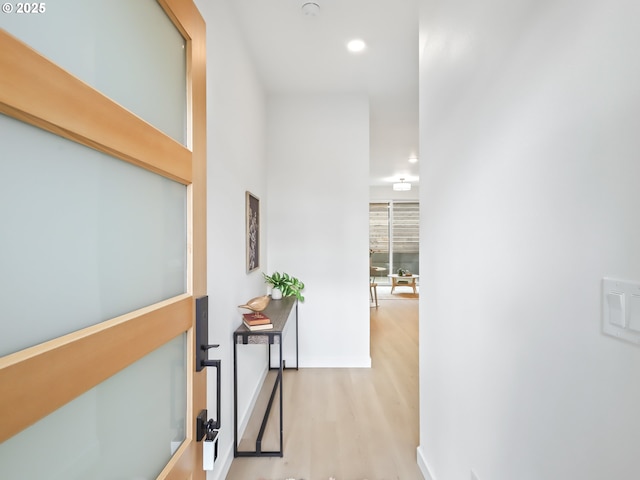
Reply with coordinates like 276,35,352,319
0,30,191,185
0,294,192,443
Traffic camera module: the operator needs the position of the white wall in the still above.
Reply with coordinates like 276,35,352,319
418,0,640,479
195,0,269,477
370,185,420,202
267,93,371,368
196,5,372,476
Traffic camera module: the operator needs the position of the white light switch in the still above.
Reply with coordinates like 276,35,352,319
607,292,625,327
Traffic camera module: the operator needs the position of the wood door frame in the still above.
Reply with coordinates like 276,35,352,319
0,1,207,479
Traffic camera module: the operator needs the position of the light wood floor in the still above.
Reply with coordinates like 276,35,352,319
225,295,420,480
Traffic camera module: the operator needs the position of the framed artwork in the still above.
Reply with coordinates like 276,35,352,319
246,191,260,272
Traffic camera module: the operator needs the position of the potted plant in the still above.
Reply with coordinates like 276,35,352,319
263,271,305,301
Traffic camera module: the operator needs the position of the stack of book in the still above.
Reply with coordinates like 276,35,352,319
243,312,273,331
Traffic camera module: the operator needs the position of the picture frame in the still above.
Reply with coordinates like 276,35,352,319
246,191,260,273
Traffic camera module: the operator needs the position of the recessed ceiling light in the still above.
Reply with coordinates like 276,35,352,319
408,156,418,164
346,39,367,53
301,2,320,16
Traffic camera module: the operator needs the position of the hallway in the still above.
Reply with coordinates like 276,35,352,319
226,294,420,479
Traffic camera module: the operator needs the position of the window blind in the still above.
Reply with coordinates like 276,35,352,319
369,203,389,254
392,202,419,253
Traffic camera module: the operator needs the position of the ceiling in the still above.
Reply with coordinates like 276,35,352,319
227,0,419,188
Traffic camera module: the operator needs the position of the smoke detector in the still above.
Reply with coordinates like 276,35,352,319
301,2,320,16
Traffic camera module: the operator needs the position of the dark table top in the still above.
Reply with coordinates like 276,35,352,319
234,296,297,344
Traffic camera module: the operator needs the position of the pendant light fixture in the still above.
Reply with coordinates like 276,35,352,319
393,178,411,191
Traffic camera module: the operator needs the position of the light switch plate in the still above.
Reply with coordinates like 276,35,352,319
603,278,640,345
629,294,640,333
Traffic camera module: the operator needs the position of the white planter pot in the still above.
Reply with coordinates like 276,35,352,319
271,288,283,300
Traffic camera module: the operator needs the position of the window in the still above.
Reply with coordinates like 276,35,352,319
369,202,419,283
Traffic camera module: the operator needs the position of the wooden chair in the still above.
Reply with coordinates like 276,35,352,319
370,278,378,308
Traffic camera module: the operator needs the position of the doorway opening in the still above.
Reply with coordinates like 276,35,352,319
369,201,420,286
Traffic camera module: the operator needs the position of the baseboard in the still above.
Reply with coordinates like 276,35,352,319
417,446,435,480
300,355,372,368
207,438,234,480
207,367,268,480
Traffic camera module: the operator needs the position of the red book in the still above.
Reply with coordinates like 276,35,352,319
242,312,271,325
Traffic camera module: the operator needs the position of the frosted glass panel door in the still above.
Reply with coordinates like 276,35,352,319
0,335,187,480
0,0,188,143
0,114,187,357
0,1,207,478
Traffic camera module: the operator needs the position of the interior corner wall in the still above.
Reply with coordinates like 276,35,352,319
266,93,371,368
418,0,640,479
195,0,268,478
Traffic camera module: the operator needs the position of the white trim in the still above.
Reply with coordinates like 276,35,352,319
207,439,233,480
417,445,435,480
207,366,270,480
300,356,372,368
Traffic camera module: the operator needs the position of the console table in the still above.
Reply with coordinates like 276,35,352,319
233,296,298,457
